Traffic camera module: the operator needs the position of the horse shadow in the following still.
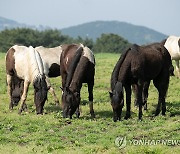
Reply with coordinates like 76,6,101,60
166,101,180,116
44,103,61,114
79,100,136,120
151,101,180,117
81,100,89,106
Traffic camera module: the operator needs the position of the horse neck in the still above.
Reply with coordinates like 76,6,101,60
28,47,44,82
69,57,89,93
111,48,130,90
65,46,83,88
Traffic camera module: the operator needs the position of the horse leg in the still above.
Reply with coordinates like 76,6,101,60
153,77,169,116
18,80,30,114
142,81,150,110
175,60,180,78
75,106,80,118
46,77,59,106
132,84,138,107
7,74,13,110
88,82,95,118
136,80,144,120
124,84,131,119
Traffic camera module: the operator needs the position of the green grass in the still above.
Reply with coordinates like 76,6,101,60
0,52,179,153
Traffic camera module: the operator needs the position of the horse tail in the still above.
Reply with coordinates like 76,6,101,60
111,47,131,90
65,46,83,88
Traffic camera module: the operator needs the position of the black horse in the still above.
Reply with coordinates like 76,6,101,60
60,44,95,119
110,42,172,122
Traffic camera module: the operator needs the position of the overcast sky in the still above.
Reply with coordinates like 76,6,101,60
0,0,180,36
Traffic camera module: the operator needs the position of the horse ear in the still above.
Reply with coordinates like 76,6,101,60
65,87,71,94
109,91,113,98
60,87,64,91
47,86,50,91
74,92,80,97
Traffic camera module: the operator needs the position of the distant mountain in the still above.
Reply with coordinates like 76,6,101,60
0,17,167,45
61,21,167,45
0,16,49,31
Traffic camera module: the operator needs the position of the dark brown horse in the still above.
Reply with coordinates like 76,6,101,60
60,44,95,119
132,40,174,110
110,42,172,122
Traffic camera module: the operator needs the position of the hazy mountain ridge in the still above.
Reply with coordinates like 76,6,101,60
0,17,167,45
61,21,167,45
0,16,50,31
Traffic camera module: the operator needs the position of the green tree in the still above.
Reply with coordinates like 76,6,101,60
93,33,131,53
74,36,94,49
0,28,73,52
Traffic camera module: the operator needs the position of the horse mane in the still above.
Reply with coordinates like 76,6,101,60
111,47,131,90
65,46,83,88
62,44,78,58
161,39,167,45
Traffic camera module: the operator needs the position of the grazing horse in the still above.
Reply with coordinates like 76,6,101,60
35,45,63,106
164,35,180,77
60,44,95,119
6,45,48,114
132,40,174,110
109,43,172,122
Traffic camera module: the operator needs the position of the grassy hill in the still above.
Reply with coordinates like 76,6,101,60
0,52,179,153
61,21,167,45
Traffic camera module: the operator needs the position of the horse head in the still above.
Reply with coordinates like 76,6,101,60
109,82,124,122
11,76,24,108
61,87,80,118
33,75,49,114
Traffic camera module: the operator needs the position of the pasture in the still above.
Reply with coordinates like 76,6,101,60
0,52,179,153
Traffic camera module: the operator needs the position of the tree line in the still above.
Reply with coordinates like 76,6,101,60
0,28,131,53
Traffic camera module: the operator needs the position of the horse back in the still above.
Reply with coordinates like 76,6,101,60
60,44,95,91
60,44,80,72
35,46,62,77
6,47,16,76
6,45,28,79
119,43,170,82
164,36,180,59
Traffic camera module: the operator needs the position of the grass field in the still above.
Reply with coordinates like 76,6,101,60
0,52,179,153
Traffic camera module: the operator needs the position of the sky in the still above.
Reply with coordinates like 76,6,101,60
0,0,180,36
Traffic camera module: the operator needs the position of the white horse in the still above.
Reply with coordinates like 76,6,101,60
35,45,63,106
164,36,180,77
6,45,49,114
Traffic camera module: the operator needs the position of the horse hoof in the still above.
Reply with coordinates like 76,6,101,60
138,114,143,120
18,110,22,114
9,104,13,110
76,113,80,118
113,117,118,122
124,115,130,120
55,101,60,107
155,110,160,116
113,119,117,122
162,112,166,116
134,103,138,107
90,112,95,118
138,118,143,121
9,107,13,110
55,103,59,107
22,104,28,111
